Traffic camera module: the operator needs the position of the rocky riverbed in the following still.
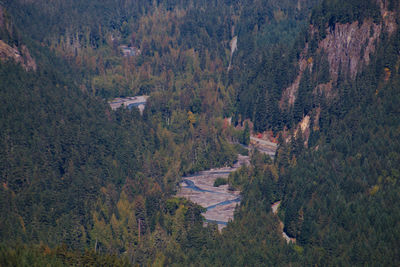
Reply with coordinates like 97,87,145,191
177,155,249,230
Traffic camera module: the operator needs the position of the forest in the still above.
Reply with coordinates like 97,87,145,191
0,0,399,265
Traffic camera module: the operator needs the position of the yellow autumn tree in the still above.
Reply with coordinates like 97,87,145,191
187,111,196,125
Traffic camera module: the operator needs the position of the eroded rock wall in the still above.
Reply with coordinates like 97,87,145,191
280,0,398,109
0,6,36,71
318,20,381,81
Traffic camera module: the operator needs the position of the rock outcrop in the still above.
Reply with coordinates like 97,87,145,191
280,0,398,109
279,45,309,108
0,40,37,71
317,20,382,81
0,6,37,71
227,36,237,71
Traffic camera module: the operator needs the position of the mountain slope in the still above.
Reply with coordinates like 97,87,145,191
0,0,399,266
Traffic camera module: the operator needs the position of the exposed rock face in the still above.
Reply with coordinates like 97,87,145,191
227,36,237,71
280,1,399,109
317,20,382,80
0,6,37,71
230,36,238,56
314,80,334,100
278,0,399,146
378,0,398,35
279,45,309,109
0,40,37,71
296,115,310,146
20,45,37,71
0,40,19,60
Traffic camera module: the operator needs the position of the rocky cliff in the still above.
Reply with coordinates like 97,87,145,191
0,40,37,71
280,0,399,109
0,6,36,71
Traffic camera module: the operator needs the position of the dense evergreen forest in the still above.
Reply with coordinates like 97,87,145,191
0,0,399,265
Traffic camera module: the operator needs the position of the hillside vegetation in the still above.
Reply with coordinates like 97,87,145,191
0,0,399,265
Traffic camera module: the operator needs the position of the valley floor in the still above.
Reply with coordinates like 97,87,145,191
177,155,249,230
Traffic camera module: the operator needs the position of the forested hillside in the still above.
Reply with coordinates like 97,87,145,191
0,0,399,266
0,0,240,262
